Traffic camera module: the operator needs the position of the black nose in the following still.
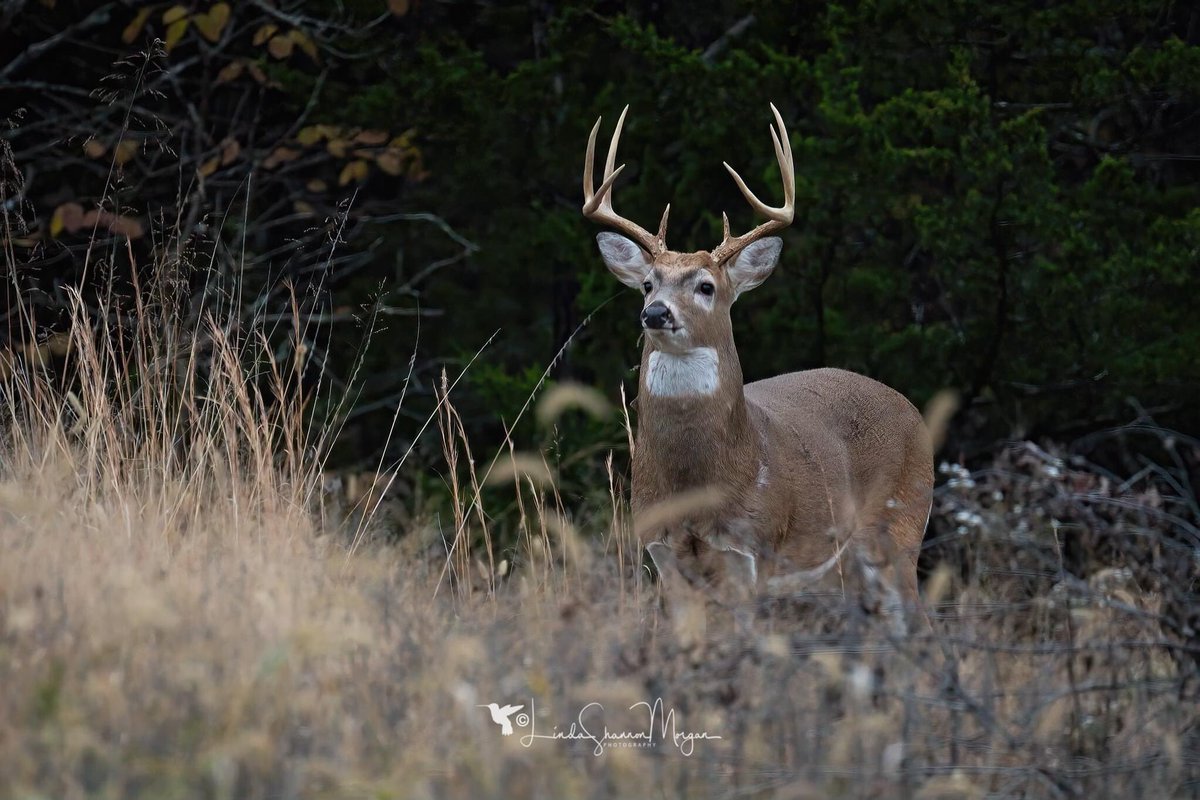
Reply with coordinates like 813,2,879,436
641,302,673,330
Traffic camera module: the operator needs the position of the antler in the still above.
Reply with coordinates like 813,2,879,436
582,105,670,257
709,103,795,265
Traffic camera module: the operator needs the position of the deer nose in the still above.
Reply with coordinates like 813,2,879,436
641,302,673,330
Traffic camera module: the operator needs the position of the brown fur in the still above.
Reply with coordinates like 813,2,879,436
630,251,934,621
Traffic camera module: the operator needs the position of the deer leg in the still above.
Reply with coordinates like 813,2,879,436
853,544,909,638
866,479,934,635
646,542,708,653
714,546,759,636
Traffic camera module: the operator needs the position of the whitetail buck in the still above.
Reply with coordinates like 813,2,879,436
582,105,934,634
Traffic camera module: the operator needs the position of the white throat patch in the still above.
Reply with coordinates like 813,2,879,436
645,347,719,397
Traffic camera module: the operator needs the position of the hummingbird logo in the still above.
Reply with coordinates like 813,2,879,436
479,702,525,736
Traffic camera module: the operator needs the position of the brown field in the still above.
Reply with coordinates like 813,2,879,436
1,263,1197,800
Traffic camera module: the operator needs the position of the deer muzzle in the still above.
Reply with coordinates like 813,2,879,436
641,301,674,330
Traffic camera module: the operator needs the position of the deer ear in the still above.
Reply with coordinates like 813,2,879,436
597,232,652,289
727,237,782,299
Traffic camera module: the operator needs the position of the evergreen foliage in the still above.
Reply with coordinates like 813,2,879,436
3,1,1197,468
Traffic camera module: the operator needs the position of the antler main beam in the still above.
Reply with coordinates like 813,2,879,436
582,106,670,257
709,103,795,265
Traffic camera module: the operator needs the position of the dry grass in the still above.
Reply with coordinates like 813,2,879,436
1,259,1197,799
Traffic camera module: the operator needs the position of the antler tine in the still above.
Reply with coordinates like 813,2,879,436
771,101,796,205
656,203,670,242
583,115,601,206
580,106,668,256
584,163,627,215
710,103,797,265
604,105,628,184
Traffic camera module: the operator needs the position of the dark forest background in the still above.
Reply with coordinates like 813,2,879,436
3,0,1199,503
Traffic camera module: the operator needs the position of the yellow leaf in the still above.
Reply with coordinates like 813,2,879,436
288,29,318,61
197,156,220,177
296,125,330,146
122,7,152,44
216,60,244,84
338,160,369,186
253,24,278,46
388,0,410,16
353,129,388,146
306,179,327,192
267,34,293,59
83,139,107,159
164,18,189,52
326,139,350,158
114,139,138,165
293,201,315,215
376,149,405,176
162,5,189,24
193,2,231,43
50,203,84,237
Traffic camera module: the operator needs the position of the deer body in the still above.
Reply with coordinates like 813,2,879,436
582,105,933,628
634,362,932,608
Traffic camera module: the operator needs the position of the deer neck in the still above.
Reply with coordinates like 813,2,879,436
634,338,758,492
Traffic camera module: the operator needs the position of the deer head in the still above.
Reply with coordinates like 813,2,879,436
583,104,795,356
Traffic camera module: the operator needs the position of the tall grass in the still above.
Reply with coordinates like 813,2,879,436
2,186,1197,800
3,247,1197,799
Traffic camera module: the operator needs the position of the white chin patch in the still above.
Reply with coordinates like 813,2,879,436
646,347,719,397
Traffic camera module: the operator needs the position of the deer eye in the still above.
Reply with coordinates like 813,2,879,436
642,281,652,295
698,282,715,296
